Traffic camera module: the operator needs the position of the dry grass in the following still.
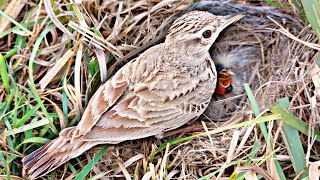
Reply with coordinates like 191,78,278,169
0,0,319,179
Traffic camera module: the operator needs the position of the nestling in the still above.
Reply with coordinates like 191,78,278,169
22,11,243,179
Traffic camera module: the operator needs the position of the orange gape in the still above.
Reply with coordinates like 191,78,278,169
215,71,233,95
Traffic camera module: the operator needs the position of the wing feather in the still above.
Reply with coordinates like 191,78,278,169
69,44,165,142
83,113,196,143
69,42,215,144
71,64,129,141
85,77,215,142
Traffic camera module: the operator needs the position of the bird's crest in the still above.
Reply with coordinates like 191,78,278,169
168,11,220,37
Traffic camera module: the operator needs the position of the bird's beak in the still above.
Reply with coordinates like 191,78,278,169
211,14,244,42
218,14,244,32
226,69,235,76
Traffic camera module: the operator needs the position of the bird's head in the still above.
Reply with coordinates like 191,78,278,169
165,11,243,57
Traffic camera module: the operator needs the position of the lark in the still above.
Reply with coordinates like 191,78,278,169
22,11,243,179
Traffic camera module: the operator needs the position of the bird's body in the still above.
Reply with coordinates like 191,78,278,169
22,11,243,179
71,42,217,143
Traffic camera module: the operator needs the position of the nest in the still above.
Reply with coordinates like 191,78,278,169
1,0,319,179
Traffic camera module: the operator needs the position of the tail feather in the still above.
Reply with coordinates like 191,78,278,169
22,128,99,179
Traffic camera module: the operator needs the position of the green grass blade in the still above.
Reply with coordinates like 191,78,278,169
0,151,11,179
0,53,9,93
278,98,307,179
0,26,20,39
15,137,50,150
0,0,5,6
291,0,303,11
0,85,14,120
243,84,269,142
3,48,18,59
68,162,77,173
14,104,41,127
12,86,20,126
0,152,6,167
28,23,58,134
0,103,6,116
149,135,194,162
301,0,320,40
243,83,286,180
62,78,68,121
263,0,289,9
231,141,262,180
271,105,320,142
74,145,109,180
5,119,50,136
0,10,31,34
245,141,262,166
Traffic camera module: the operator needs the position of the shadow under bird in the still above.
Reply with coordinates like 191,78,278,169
22,11,243,179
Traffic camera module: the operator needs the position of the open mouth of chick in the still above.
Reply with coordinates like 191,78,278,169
215,65,234,95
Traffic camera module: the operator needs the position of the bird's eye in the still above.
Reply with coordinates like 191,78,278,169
202,30,212,38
